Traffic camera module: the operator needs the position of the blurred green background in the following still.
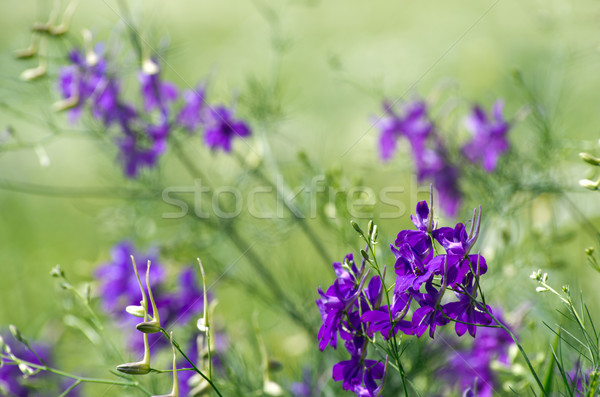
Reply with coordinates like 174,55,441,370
1,0,600,395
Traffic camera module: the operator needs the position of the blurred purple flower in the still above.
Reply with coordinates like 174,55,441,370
95,241,164,317
462,100,510,172
441,313,513,397
203,106,251,152
374,100,462,217
139,69,178,114
177,86,207,132
0,332,54,396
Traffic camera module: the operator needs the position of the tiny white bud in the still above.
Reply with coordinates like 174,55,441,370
579,179,599,190
142,58,159,75
18,363,34,377
263,380,284,396
196,317,208,332
126,305,147,318
536,286,549,292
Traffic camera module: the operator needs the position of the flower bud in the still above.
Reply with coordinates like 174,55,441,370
50,265,65,278
18,363,34,377
196,317,208,332
20,65,46,81
351,220,364,236
126,305,147,318
268,359,283,372
586,247,595,256
263,380,284,396
580,152,600,166
136,320,161,334
360,249,369,261
116,361,151,375
142,58,160,75
579,179,600,190
9,325,26,344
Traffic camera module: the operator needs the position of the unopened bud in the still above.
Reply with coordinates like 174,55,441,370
20,65,46,81
9,325,25,344
580,152,600,166
116,361,151,375
562,285,570,294
535,286,549,293
268,359,283,372
579,179,600,190
371,225,378,242
136,320,161,334
142,58,159,75
18,363,34,377
367,220,374,236
350,220,364,236
529,269,542,281
360,249,369,261
196,317,208,332
50,265,65,278
586,247,595,256
126,305,146,318
263,380,284,396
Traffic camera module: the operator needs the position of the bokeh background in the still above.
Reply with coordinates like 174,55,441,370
1,0,600,395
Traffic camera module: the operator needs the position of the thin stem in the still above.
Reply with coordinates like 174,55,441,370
234,151,332,265
159,329,223,397
486,311,548,396
1,355,151,395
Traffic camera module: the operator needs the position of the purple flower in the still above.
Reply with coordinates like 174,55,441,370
138,69,178,114
316,254,363,350
361,293,413,340
95,241,164,317
392,243,436,293
332,337,385,395
374,100,462,216
410,283,449,338
161,267,206,325
58,47,116,124
443,275,492,337
203,106,251,152
376,101,432,161
462,100,510,172
177,86,207,131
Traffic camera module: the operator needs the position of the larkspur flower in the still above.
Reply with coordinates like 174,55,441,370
95,241,163,316
177,85,207,131
443,275,492,337
410,282,449,338
361,293,412,340
316,253,367,351
462,100,510,172
203,105,251,152
374,100,462,216
376,101,432,161
331,337,385,395
138,67,178,114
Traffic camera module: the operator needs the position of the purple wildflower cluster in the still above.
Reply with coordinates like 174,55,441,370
95,241,207,353
317,200,497,396
57,43,251,177
376,99,510,216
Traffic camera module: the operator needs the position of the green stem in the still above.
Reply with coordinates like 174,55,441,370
159,329,223,397
1,355,151,396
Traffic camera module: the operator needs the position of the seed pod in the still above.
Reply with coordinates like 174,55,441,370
116,361,151,375
136,320,161,334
